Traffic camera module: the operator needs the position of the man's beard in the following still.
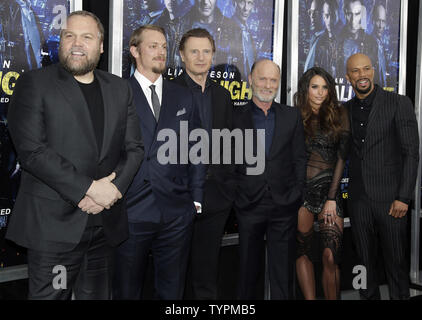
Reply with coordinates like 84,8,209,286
59,46,101,76
252,85,277,103
353,79,373,95
152,65,166,75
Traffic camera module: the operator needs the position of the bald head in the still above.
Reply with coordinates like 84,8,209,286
251,59,280,77
346,53,372,72
346,53,375,98
249,59,280,105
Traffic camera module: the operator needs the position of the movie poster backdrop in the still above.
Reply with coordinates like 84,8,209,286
0,0,70,268
122,0,275,106
291,0,406,215
298,0,402,100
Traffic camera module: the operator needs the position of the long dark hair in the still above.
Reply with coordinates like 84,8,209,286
294,67,342,140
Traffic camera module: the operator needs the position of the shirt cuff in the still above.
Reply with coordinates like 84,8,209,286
194,201,202,214
395,197,410,205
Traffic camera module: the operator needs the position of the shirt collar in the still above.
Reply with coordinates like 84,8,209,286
251,100,274,116
133,69,163,106
134,69,162,88
183,71,212,91
356,84,378,107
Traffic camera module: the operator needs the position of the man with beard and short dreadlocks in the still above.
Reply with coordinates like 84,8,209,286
344,53,419,300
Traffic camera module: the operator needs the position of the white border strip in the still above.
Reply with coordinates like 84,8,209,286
109,0,124,76
69,0,83,12
286,0,298,106
273,0,285,103
399,0,409,95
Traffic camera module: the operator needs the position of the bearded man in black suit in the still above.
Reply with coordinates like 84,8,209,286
6,11,144,300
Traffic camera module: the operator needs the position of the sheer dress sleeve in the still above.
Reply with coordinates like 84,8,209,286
327,107,351,200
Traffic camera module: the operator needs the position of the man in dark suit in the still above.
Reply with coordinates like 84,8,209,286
172,28,235,299
113,25,205,300
233,59,307,299
345,53,419,300
6,11,144,299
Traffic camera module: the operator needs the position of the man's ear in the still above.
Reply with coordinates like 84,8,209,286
100,42,104,54
179,50,185,63
130,45,139,59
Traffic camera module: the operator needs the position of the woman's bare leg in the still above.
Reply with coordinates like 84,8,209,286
296,207,316,300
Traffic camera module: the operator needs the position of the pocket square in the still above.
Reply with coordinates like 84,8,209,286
176,108,186,116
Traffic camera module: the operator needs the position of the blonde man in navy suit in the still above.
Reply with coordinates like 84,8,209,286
113,25,205,300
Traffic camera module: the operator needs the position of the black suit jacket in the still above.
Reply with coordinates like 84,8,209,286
6,64,144,252
171,75,236,213
233,101,307,210
345,88,419,202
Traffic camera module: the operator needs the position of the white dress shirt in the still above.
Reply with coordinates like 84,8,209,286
133,69,163,117
133,69,202,213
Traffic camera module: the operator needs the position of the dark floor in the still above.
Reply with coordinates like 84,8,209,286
0,227,421,300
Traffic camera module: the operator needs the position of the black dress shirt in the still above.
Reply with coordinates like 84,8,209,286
251,101,275,157
351,85,377,153
183,72,213,134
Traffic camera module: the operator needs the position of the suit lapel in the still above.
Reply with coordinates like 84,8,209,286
130,76,157,136
55,65,98,156
364,88,383,151
268,104,282,159
345,101,354,137
241,103,257,156
242,103,255,130
155,80,174,133
95,70,112,161
366,89,383,130
211,85,220,129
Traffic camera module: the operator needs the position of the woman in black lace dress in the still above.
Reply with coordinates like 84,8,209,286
294,67,350,300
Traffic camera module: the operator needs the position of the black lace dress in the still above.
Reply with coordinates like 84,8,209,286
298,108,350,264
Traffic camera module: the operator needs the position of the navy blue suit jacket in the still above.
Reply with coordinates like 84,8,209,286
126,76,205,223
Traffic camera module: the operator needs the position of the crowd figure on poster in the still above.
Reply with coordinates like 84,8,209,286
304,0,395,89
123,0,272,80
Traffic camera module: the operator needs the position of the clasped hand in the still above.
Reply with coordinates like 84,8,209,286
78,172,122,214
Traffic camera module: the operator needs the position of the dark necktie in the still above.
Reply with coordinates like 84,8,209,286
149,84,161,121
